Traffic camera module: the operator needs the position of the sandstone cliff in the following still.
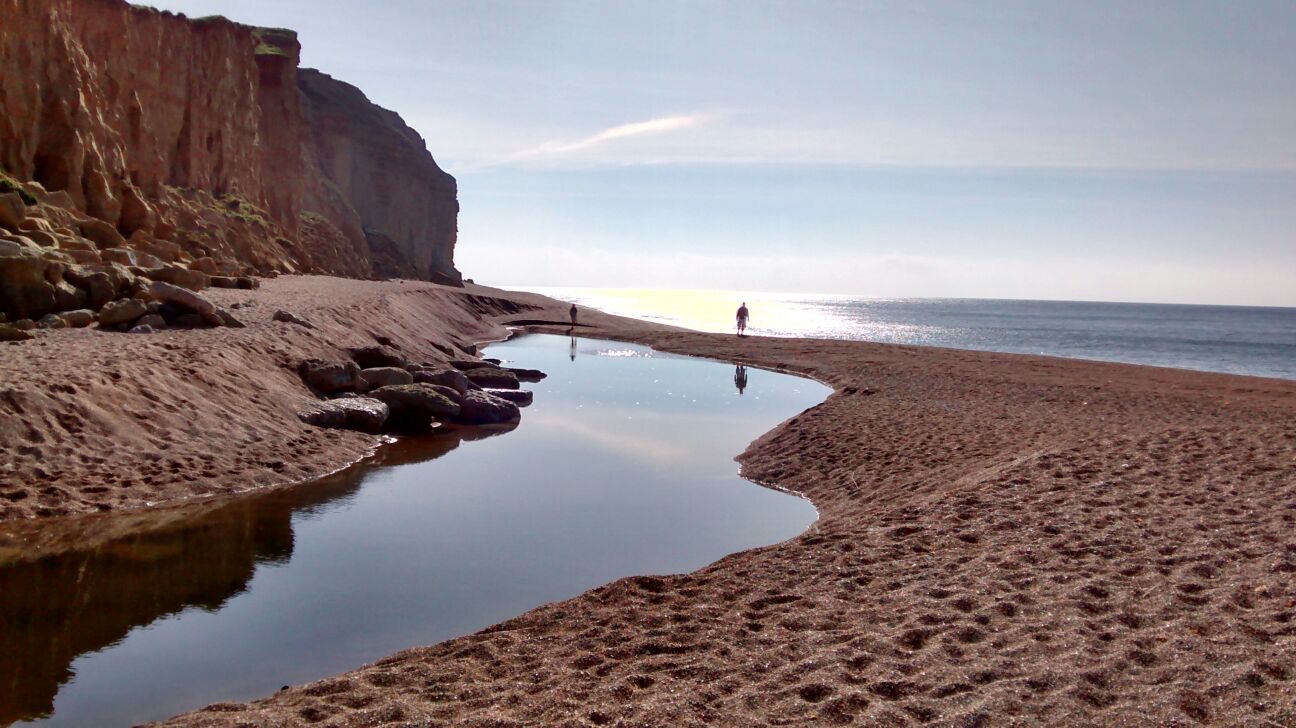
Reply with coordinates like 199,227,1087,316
301,70,461,284
0,0,460,283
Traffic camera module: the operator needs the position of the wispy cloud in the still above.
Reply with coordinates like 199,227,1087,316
512,113,711,160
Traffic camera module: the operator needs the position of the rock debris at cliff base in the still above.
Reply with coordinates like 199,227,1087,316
0,0,460,284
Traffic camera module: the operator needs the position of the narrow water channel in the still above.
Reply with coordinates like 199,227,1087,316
0,334,827,726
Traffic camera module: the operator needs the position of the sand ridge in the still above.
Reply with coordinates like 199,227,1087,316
2,277,1293,725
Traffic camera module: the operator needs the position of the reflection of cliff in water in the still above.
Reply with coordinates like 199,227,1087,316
0,432,470,725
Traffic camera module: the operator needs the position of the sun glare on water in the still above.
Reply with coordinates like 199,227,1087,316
526,287,858,339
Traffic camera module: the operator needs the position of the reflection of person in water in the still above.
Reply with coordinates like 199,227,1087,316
734,364,748,395
569,332,577,362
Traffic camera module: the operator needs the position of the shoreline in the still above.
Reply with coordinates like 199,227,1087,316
3,276,1294,725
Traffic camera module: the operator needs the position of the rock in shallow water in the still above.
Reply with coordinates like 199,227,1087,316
463,367,519,390
485,388,533,407
455,390,521,425
504,367,547,382
297,397,389,434
368,383,461,423
412,368,476,395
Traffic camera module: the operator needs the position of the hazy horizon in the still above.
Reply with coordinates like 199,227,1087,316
513,284,1296,310
150,1,1296,307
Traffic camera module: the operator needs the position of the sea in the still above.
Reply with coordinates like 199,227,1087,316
523,287,1296,381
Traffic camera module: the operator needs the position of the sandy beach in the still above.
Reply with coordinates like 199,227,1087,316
0,275,1291,726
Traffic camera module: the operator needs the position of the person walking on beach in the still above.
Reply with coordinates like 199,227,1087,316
569,303,578,326
736,301,749,337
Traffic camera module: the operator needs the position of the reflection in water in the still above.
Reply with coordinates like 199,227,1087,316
734,364,748,395
0,435,468,726
0,335,823,727
568,330,578,361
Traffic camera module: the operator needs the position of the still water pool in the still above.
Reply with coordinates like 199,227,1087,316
0,334,827,726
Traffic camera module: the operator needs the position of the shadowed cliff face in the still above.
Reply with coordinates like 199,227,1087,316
300,69,462,285
0,0,459,282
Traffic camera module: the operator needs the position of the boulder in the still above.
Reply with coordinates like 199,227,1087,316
0,323,33,341
463,367,520,390
359,366,414,391
455,390,522,426
215,308,246,328
140,264,208,291
368,383,461,422
77,218,127,250
420,382,464,404
53,280,86,311
451,359,498,371
70,262,137,301
299,359,361,395
147,280,227,326
412,368,476,395
55,235,97,252
505,367,547,382
10,319,35,331
136,313,167,329
190,256,220,275
63,249,103,266
140,238,182,263
485,388,534,407
37,313,66,329
348,344,407,369
209,275,240,288
272,310,314,329
64,269,115,309
98,298,148,327
0,247,56,320
104,248,162,268
0,234,37,251
297,397,389,434
0,192,26,231
128,324,155,334
61,309,96,328
18,217,53,234
118,185,157,235
20,229,59,248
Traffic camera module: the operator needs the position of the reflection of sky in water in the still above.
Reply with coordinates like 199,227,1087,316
533,286,1296,379
10,335,825,727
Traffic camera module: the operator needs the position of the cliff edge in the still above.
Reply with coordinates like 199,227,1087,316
0,0,460,283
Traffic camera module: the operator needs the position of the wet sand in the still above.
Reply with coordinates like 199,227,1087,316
3,276,1294,725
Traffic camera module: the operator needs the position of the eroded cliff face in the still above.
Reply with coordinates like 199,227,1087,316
301,70,462,285
0,0,459,281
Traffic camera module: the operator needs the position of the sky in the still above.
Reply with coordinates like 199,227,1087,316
149,1,1296,306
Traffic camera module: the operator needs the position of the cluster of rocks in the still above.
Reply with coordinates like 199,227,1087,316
297,344,545,434
0,187,256,341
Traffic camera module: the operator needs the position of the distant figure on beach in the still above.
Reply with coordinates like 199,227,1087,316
736,302,749,336
569,303,578,326
734,364,748,395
